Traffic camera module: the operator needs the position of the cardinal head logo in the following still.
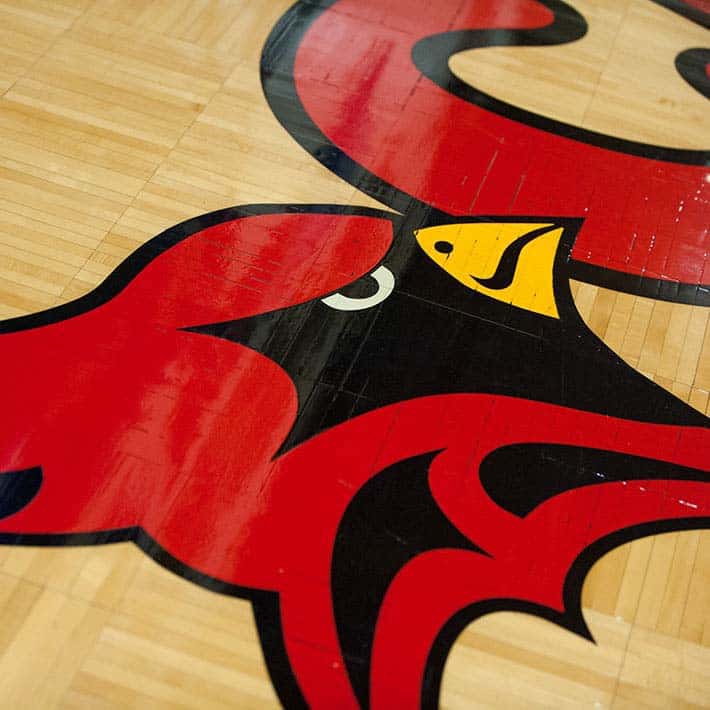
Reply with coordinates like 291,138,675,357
1,0,708,708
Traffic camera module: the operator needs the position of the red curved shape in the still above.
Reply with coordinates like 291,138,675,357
1,209,708,708
266,397,709,709
294,0,709,285
0,211,393,536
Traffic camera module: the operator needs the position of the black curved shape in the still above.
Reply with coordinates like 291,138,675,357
569,260,710,306
253,597,309,710
0,467,42,519
332,451,485,709
650,0,710,29
0,203,393,335
480,443,709,517
422,516,710,709
676,47,710,99
472,225,556,289
412,0,709,166
260,0,421,219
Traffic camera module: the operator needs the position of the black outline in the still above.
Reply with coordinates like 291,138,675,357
422,516,710,710
260,1,420,217
411,0,709,166
253,597,309,710
650,0,710,29
260,0,710,306
568,260,710,306
0,203,395,335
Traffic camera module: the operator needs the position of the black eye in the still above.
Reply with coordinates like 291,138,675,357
434,241,453,254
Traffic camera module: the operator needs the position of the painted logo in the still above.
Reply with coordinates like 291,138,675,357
1,1,709,709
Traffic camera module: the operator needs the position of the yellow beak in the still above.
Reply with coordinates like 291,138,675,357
414,222,564,318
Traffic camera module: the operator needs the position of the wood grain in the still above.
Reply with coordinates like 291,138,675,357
0,1,707,707
451,0,709,150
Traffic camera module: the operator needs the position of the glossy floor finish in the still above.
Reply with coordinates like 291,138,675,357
0,1,708,708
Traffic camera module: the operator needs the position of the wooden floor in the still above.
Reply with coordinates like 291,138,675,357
0,0,708,708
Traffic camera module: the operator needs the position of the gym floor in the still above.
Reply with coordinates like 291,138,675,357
0,1,708,707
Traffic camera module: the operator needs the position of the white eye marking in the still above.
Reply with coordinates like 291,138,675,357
321,265,395,311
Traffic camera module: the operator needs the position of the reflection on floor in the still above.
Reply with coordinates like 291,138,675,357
0,0,708,708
